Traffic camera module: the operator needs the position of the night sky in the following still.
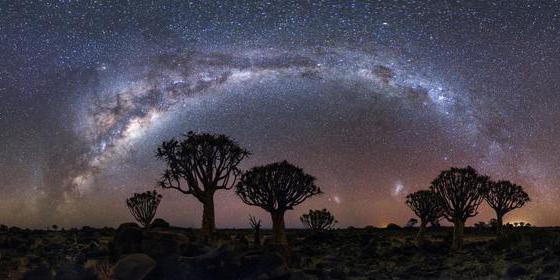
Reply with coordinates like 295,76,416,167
1,1,560,229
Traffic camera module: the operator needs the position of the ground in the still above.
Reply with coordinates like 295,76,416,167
0,224,558,279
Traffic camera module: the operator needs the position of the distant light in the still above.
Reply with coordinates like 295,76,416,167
392,181,406,197
333,195,341,204
329,195,342,204
382,22,389,26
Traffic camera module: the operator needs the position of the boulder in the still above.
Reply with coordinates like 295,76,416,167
193,244,235,266
141,229,189,259
148,246,238,279
180,241,213,257
146,255,203,280
150,218,170,229
53,263,96,280
113,223,143,256
290,270,312,280
239,251,288,279
506,263,529,278
541,263,559,275
22,265,54,280
111,254,156,280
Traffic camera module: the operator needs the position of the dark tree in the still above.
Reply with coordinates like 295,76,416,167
473,221,487,232
300,209,337,232
488,218,498,231
157,131,249,237
430,166,489,250
484,180,529,235
405,190,443,243
126,190,162,228
429,219,441,228
236,161,321,245
248,215,261,246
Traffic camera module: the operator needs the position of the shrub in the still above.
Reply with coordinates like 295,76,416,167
300,209,337,232
126,190,162,227
386,223,401,230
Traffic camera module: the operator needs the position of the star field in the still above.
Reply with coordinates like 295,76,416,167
1,1,560,228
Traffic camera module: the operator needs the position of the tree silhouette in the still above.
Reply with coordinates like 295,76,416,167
157,131,249,238
405,190,443,243
300,209,337,232
488,218,498,231
430,166,489,250
126,190,162,227
484,180,529,235
474,221,487,232
236,161,321,245
248,215,261,246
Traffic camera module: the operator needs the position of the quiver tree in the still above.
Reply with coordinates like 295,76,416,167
405,190,443,243
157,131,249,238
430,166,489,250
126,190,163,227
248,215,261,246
484,180,529,235
300,209,337,232
236,161,321,245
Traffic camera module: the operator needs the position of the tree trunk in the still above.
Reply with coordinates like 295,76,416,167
496,214,503,235
201,196,215,238
271,211,287,245
452,221,465,251
254,227,261,246
416,220,427,243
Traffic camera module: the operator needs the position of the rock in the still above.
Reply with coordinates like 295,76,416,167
111,254,156,280
180,242,212,257
536,274,555,280
504,250,524,260
193,244,235,266
53,263,95,280
289,270,312,280
146,255,201,280
22,265,54,280
322,254,338,264
268,265,291,279
506,263,529,278
360,239,378,257
542,252,556,264
150,218,170,229
113,223,143,256
152,245,238,279
141,229,189,259
541,263,559,274
239,251,288,279
77,226,98,242
329,265,347,279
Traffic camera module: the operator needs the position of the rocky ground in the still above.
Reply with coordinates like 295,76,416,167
0,222,559,279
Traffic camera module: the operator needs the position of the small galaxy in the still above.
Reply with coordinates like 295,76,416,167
1,1,560,228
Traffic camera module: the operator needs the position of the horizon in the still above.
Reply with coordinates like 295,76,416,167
2,1,560,229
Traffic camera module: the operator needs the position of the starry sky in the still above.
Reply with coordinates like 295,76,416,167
1,1,560,229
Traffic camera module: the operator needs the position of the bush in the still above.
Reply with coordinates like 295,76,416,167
386,223,401,230
300,209,337,232
489,230,560,251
